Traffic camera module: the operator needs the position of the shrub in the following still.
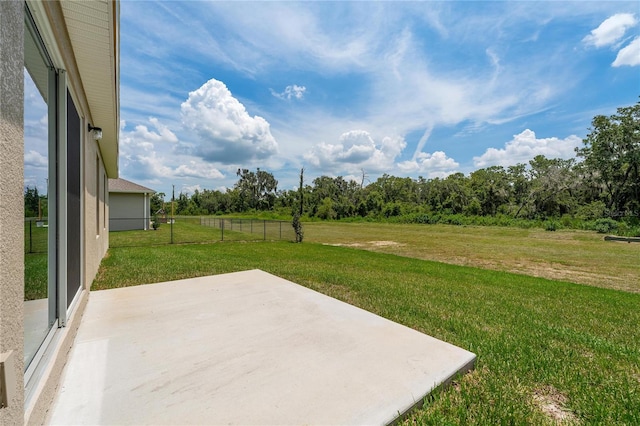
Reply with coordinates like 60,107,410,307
544,220,559,231
629,227,640,237
575,201,607,221
382,202,402,218
292,213,303,243
594,218,618,234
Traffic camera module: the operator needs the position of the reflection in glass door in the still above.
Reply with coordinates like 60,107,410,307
24,8,57,370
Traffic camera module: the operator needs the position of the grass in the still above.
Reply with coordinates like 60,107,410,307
24,253,47,301
24,221,48,301
24,220,48,254
303,222,640,293
24,217,296,299
109,217,295,247
92,237,640,424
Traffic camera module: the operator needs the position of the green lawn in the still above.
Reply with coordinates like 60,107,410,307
304,222,640,293
24,220,48,254
109,217,295,247
24,220,48,301
93,239,640,425
24,252,47,301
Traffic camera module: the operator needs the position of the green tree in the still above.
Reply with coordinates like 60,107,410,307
577,101,640,215
515,156,576,218
468,166,509,216
369,174,417,204
316,197,337,220
175,192,189,214
24,186,40,218
150,192,165,215
234,168,278,211
506,164,530,214
425,173,470,214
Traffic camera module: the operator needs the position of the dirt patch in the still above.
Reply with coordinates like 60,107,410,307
368,240,403,247
324,240,404,249
533,386,579,424
323,242,364,248
413,254,638,293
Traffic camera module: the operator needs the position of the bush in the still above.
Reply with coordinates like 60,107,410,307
292,213,303,243
594,218,618,234
544,220,559,231
629,227,640,237
382,202,402,218
151,214,160,230
575,201,607,221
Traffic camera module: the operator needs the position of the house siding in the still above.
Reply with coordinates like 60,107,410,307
110,193,150,231
0,1,118,423
85,143,109,288
0,1,26,423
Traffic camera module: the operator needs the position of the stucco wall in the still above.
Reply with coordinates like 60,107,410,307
84,144,109,290
0,0,25,423
110,193,149,231
22,4,113,421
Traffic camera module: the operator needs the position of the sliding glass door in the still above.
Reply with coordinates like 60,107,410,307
24,4,85,375
23,7,57,370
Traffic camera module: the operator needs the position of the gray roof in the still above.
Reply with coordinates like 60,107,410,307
108,178,156,194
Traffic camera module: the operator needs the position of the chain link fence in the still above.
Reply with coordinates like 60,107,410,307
109,216,296,248
24,218,49,254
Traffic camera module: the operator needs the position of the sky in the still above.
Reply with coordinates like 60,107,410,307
25,1,640,198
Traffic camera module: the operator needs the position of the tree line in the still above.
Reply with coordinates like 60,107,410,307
22,101,636,229
21,102,638,234
150,102,638,235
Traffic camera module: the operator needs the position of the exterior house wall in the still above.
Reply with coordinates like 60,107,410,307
84,143,109,290
0,1,25,423
0,1,118,423
110,193,150,231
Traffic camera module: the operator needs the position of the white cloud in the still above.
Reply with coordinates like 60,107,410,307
117,2,639,194
613,37,640,66
119,135,173,181
582,13,637,48
174,161,224,180
119,118,224,183
181,78,278,163
304,130,406,173
398,151,459,178
24,150,48,168
128,117,179,144
180,184,202,195
271,85,307,100
473,129,582,168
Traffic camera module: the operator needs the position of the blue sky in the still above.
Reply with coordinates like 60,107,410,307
25,1,640,197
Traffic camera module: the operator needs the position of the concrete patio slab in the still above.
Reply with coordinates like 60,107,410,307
47,270,475,425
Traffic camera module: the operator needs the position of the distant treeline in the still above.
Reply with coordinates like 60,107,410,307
152,102,639,235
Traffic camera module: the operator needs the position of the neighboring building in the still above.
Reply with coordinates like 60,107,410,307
0,1,119,424
109,178,155,231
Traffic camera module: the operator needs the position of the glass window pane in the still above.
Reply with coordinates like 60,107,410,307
24,13,56,370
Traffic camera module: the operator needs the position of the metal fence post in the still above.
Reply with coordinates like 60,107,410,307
221,219,224,241
29,220,33,253
170,216,174,244
264,220,266,240
280,221,282,239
